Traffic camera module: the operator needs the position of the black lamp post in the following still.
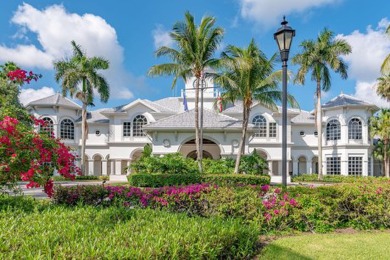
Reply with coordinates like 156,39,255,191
274,16,295,187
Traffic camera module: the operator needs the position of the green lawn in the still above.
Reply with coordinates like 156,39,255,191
259,231,390,259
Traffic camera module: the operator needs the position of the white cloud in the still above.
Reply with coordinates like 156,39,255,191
0,3,137,100
238,0,340,28
19,86,56,106
338,18,390,82
352,81,390,109
152,25,174,49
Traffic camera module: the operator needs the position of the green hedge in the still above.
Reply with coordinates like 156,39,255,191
128,173,271,187
292,174,389,183
52,175,109,181
128,174,202,187
0,196,259,259
202,174,270,186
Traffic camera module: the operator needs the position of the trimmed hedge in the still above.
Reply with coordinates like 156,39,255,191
202,174,270,186
52,175,109,181
128,173,271,187
292,174,389,183
128,174,202,187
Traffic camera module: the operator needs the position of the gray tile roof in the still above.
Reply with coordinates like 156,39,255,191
322,94,374,109
76,109,109,124
153,97,182,112
144,108,249,130
291,110,315,124
27,93,81,109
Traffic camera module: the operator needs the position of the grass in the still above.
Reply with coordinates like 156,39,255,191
0,195,258,259
259,231,390,259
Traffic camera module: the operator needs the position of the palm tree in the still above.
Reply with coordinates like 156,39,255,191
292,28,351,180
370,109,390,177
380,25,390,74
148,12,224,173
376,74,390,101
54,41,110,175
216,39,299,174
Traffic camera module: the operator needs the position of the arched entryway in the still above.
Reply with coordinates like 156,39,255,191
179,138,221,159
298,156,307,175
312,156,318,174
93,154,102,176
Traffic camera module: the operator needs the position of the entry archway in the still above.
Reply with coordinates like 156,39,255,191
179,138,221,160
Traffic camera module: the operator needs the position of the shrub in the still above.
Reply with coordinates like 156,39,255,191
292,174,390,184
52,175,103,181
128,173,202,187
0,196,259,259
52,185,108,206
202,174,270,186
239,149,268,175
130,153,198,175
202,158,235,174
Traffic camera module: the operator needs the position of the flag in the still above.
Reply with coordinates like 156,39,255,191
183,92,189,112
217,95,223,112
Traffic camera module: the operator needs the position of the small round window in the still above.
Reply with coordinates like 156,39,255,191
314,131,318,136
300,131,305,136
95,130,101,136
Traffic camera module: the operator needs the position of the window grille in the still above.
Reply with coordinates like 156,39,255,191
348,156,362,176
253,115,267,137
326,157,341,175
326,119,341,140
348,118,362,140
269,122,277,137
132,115,147,136
40,117,54,135
123,122,131,137
60,119,74,140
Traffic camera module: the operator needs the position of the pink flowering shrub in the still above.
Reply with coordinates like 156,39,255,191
0,115,80,197
6,69,41,84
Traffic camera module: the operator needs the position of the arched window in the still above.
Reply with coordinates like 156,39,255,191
348,118,362,140
132,115,147,136
326,119,341,141
253,115,267,137
40,117,54,135
60,119,74,140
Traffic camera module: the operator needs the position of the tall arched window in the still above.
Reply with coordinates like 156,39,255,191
326,119,341,141
132,115,147,136
40,117,54,135
348,118,362,140
253,115,267,137
60,119,74,140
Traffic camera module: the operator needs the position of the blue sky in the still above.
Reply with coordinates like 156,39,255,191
1,0,389,111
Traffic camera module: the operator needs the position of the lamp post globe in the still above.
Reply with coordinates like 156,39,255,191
274,17,295,187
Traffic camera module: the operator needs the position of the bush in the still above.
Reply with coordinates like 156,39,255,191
202,174,271,186
130,153,198,175
292,174,390,183
52,185,108,206
202,158,235,174
239,150,268,175
0,196,259,259
128,173,202,187
52,175,104,181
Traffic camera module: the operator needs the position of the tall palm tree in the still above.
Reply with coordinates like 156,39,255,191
380,25,390,74
216,39,299,174
148,11,224,173
376,73,390,101
54,41,110,175
292,28,351,180
370,109,390,177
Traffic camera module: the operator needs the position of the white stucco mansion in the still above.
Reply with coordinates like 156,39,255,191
26,77,384,178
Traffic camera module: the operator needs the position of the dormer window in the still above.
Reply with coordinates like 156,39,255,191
133,115,147,136
253,115,267,137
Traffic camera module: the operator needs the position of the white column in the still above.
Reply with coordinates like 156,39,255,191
306,161,311,175
268,161,273,176
115,160,122,175
293,159,298,176
126,160,131,175
88,159,94,176
110,160,115,175
102,160,107,176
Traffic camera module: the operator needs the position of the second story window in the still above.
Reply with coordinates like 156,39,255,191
253,115,267,137
132,115,147,136
348,118,362,140
123,122,131,137
60,119,74,140
326,119,341,141
269,122,277,137
40,117,54,135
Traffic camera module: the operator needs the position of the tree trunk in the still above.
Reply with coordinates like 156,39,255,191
81,102,88,175
384,143,389,177
234,106,249,174
194,76,203,173
316,81,323,180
